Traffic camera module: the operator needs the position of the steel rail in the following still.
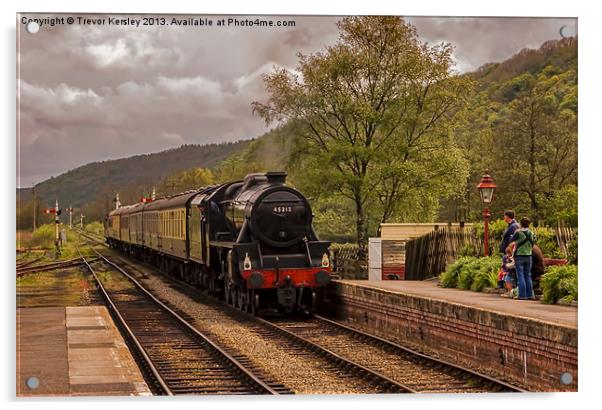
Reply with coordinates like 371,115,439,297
77,249,174,395
90,248,279,395
253,314,415,393
313,314,527,393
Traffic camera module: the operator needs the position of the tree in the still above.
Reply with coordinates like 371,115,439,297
253,17,471,256
156,168,215,196
493,69,577,223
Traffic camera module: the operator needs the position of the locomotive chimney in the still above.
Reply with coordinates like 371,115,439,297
265,171,287,184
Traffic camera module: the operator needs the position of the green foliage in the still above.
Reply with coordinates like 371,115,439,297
23,223,77,250
156,167,215,196
85,221,104,236
28,224,58,248
532,226,565,259
567,232,578,265
447,37,577,226
473,218,507,255
458,244,478,257
538,185,578,226
470,258,502,291
540,264,578,304
440,256,500,292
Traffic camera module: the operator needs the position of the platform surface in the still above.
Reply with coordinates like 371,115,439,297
337,279,577,328
17,306,151,396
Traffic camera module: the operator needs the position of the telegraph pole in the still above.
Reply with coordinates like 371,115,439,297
80,214,85,229
32,184,37,231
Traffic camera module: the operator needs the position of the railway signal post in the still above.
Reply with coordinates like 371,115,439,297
44,200,63,258
54,200,61,258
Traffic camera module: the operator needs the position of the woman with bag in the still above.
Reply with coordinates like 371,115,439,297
509,217,536,300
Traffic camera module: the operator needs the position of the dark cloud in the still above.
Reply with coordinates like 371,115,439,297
407,17,577,72
17,14,577,186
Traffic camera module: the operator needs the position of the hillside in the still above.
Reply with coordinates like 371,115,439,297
27,141,250,208
470,37,577,86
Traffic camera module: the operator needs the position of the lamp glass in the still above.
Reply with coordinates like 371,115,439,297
479,187,494,204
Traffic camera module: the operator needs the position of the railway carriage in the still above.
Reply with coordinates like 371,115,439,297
105,172,332,314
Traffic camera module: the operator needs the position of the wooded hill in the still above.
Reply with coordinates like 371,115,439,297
17,141,249,228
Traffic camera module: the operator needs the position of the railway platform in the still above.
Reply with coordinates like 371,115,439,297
324,279,577,392
17,305,151,396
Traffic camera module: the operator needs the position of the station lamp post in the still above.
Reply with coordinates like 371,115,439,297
477,170,497,256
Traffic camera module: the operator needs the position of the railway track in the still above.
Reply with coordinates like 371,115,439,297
16,255,44,270
16,257,95,277
268,315,526,393
77,232,525,393
79,248,286,395
100,252,411,394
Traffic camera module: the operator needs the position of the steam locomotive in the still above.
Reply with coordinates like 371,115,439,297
105,172,332,314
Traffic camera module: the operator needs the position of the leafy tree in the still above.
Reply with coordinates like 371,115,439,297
156,167,215,196
253,16,471,256
492,69,577,223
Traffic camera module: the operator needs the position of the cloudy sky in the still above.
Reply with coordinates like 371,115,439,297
17,14,577,187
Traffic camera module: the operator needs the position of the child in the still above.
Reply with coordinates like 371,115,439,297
500,245,517,298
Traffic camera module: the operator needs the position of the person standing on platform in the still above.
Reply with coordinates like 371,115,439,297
531,244,546,291
509,217,536,300
500,210,519,256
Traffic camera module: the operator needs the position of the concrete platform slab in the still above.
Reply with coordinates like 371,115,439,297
342,280,577,328
16,306,151,396
66,306,151,396
325,280,578,392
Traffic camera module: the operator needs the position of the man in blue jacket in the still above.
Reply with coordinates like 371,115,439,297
499,210,519,254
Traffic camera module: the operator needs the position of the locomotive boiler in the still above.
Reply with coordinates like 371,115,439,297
105,171,332,314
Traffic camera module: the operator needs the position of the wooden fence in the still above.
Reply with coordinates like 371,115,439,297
404,225,577,280
331,244,366,279
404,227,480,280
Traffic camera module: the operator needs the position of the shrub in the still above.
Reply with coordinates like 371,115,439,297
540,264,578,304
440,256,477,288
440,256,500,291
458,244,478,257
85,221,104,236
28,224,57,248
470,257,502,292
